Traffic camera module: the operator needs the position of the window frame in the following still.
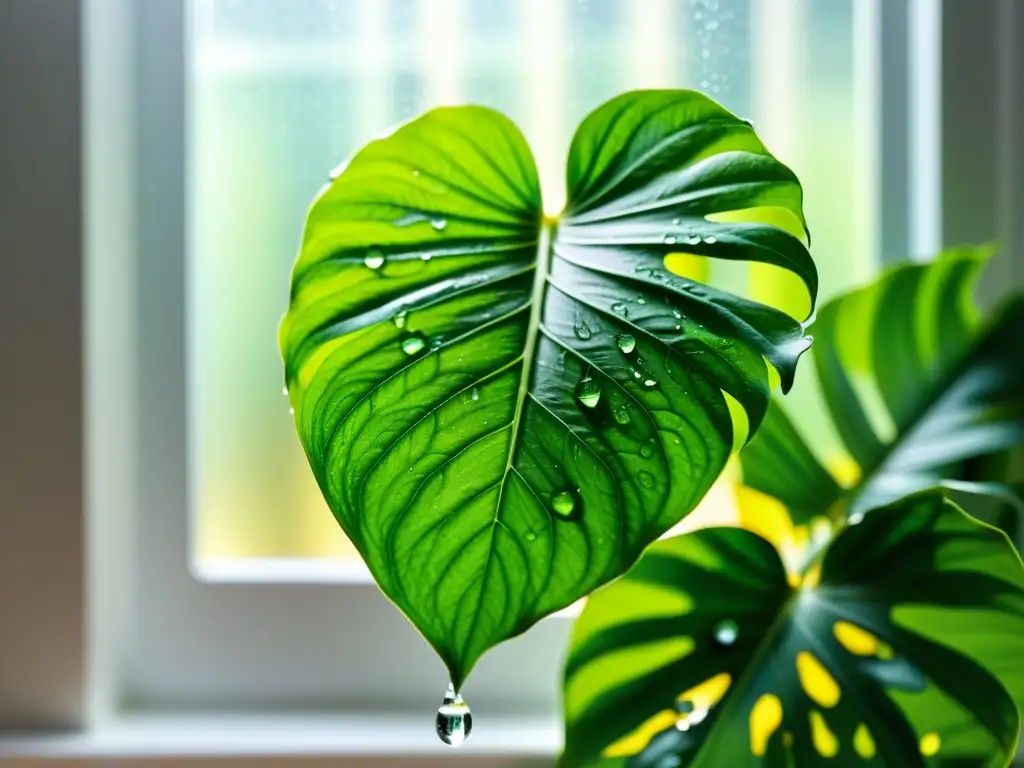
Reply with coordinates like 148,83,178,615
5,0,1023,761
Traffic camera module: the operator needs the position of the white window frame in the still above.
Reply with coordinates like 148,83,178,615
4,0,1023,762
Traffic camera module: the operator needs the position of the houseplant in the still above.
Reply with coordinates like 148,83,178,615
561,248,1024,766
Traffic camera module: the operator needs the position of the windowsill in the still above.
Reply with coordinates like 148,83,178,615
0,712,560,765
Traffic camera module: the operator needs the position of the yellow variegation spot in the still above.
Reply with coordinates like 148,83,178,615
796,651,840,708
601,673,733,759
833,621,893,660
602,710,679,758
809,710,839,757
920,732,941,756
854,723,876,758
749,693,783,756
677,672,732,714
664,251,709,283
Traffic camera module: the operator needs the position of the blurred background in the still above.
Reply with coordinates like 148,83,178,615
3,0,1024,762
190,0,870,563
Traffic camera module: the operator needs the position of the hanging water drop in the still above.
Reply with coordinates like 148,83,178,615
288,406,295,415
574,318,593,340
551,490,578,520
576,377,601,409
664,235,678,245
714,619,739,646
611,302,628,316
401,332,427,355
282,386,288,396
431,217,448,231
364,249,385,269
471,387,480,402
616,333,636,354
436,683,473,747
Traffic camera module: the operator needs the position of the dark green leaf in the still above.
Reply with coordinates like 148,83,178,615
740,247,1024,525
279,91,815,686
562,491,1024,767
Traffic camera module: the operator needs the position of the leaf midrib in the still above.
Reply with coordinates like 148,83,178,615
453,219,554,687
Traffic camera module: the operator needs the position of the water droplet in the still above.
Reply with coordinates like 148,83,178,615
574,318,593,340
611,302,628,316
632,369,642,379
616,333,636,354
687,235,702,245
643,378,658,388
848,512,865,525
675,700,710,731
471,387,480,402
639,440,656,458
551,490,578,520
714,619,739,646
364,249,385,269
613,404,631,425
282,386,289,396
437,683,473,747
636,296,647,305
664,235,678,245
672,218,682,225
412,169,421,177
431,217,448,231
704,236,717,244
524,530,538,543
673,309,682,319
638,471,655,489
576,377,601,409
421,252,433,261
394,309,408,329
401,333,427,355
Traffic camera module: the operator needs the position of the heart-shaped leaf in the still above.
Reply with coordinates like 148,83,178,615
741,246,1024,526
279,91,816,686
562,490,1024,767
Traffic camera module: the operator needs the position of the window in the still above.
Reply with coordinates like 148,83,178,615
190,0,876,569
11,0,1019,761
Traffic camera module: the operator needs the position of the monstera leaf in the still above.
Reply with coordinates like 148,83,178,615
741,247,1024,525
279,90,816,686
562,490,1024,767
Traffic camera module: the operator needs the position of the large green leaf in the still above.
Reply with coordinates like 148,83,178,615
741,247,1024,525
279,90,816,686
562,490,1024,767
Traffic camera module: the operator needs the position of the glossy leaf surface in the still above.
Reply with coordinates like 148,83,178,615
279,91,815,686
562,491,1024,767
741,247,1024,524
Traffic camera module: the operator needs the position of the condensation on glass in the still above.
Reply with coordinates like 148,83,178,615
189,0,866,561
